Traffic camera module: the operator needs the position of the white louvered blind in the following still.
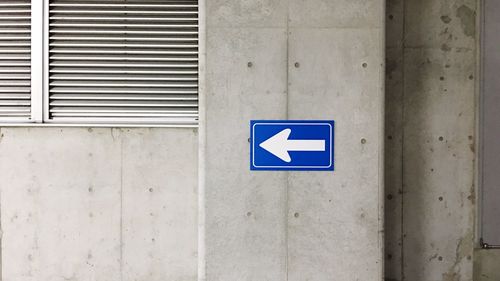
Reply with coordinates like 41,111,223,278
48,0,199,125
0,0,31,120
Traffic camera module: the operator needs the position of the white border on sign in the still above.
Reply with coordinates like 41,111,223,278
252,123,333,169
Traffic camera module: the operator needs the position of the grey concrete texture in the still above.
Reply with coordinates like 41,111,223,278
287,28,384,281
204,0,385,280
385,1,404,280
404,0,476,50
384,0,477,280
0,128,198,281
204,26,289,281
474,249,500,280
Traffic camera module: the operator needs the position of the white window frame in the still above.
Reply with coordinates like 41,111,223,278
32,0,43,123
0,0,201,128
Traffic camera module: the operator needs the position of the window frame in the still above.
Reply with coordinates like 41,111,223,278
0,0,200,128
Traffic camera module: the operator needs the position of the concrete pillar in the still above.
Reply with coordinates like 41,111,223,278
201,1,385,280
384,0,477,280
385,0,405,279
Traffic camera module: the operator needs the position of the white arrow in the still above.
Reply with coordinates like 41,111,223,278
259,128,326,163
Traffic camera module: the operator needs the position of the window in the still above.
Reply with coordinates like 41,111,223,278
0,0,199,126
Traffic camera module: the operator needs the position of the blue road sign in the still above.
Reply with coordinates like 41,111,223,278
250,120,335,171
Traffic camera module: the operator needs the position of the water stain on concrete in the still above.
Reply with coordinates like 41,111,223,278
441,44,452,52
442,231,473,281
456,5,476,38
386,59,398,75
441,15,452,24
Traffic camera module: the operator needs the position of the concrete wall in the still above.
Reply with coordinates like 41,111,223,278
202,0,385,280
1,1,489,281
0,128,198,281
474,249,500,280
385,0,477,280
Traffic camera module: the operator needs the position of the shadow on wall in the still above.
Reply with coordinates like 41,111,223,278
384,0,476,280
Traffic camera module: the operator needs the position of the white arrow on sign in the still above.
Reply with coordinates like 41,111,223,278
259,128,326,163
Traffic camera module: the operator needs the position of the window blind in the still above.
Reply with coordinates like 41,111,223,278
48,0,199,125
0,0,31,120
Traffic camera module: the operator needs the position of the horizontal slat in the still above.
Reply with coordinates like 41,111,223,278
0,74,30,79
0,55,29,60
50,75,197,81
0,10,31,14
0,87,30,92
0,100,30,106
50,30,198,35
50,36,197,42
0,93,30,99
0,23,30,27
49,81,197,87
0,29,30,33
0,16,30,20
50,114,198,121
49,68,197,74
50,107,197,113
50,42,197,48
0,81,30,86
0,106,30,113
49,3,197,8
0,36,30,40
49,49,198,55
50,55,197,61
50,100,197,107
50,94,197,101
0,62,31,66
50,16,197,21
0,42,31,47
50,10,197,15
50,87,197,94
0,49,30,53
0,4,30,8
50,23,198,28
50,62,197,68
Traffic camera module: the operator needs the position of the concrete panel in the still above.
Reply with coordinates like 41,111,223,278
121,129,198,281
204,27,288,281
289,0,383,28
386,0,404,50
287,27,384,280
405,0,476,50
0,128,198,281
207,0,287,28
0,128,122,281
403,48,475,281
385,0,404,280
473,249,500,281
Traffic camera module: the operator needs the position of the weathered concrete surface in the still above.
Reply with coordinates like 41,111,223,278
204,0,385,280
403,47,475,281
474,249,500,281
0,128,198,281
384,0,477,280
385,0,404,280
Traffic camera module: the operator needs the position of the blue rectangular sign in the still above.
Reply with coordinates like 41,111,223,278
250,120,335,171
